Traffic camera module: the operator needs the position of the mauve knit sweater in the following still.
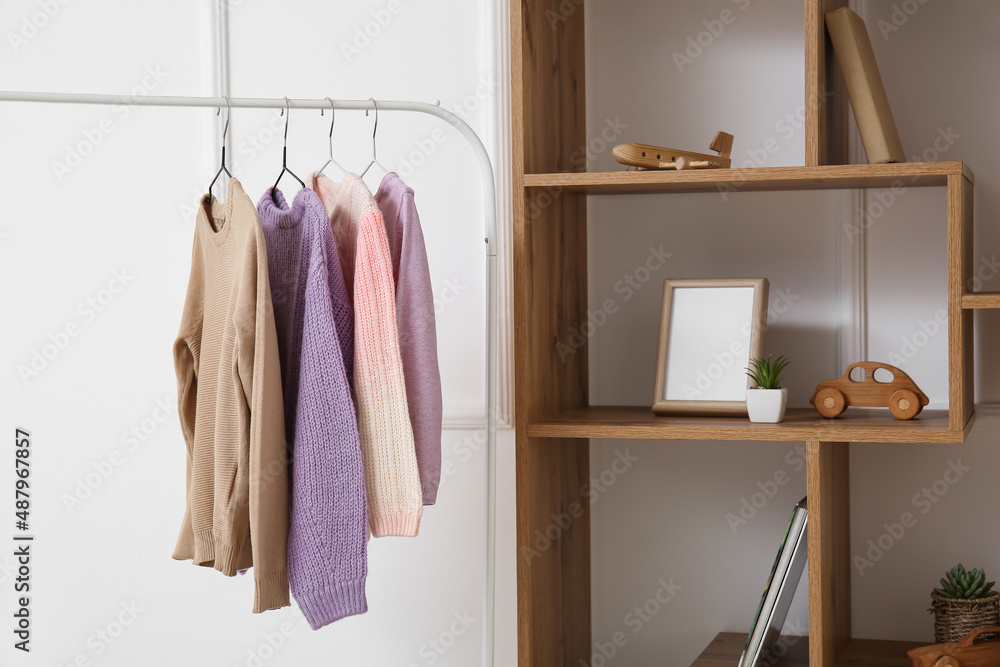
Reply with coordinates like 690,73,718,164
375,173,443,505
257,187,368,630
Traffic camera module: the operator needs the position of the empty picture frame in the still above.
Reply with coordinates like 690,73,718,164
653,278,769,416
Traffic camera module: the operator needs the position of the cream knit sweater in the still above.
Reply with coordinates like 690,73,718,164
173,178,290,612
313,173,422,537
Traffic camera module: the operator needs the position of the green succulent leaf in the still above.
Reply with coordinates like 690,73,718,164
939,564,994,599
745,355,790,390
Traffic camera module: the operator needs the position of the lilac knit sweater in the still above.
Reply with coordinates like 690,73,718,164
257,187,367,630
375,173,443,505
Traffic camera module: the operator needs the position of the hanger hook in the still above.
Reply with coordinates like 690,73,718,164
219,95,231,144
316,97,346,181
360,97,388,179
282,96,291,146
209,95,233,204
326,97,336,140
272,96,305,191
369,97,379,159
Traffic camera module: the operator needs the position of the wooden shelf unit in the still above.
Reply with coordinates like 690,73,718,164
511,2,985,666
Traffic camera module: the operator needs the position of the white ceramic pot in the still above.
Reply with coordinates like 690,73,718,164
746,388,788,423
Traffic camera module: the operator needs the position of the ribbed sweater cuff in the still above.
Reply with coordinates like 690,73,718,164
253,571,291,613
193,529,215,566
213,542,243,577
370,510,422,538
296,577,368,630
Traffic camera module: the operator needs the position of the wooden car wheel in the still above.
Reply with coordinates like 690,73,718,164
933,656,959,667
889,389,920,420
814,388,846,418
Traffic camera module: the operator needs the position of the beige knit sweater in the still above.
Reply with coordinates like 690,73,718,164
313,173,423,537
172,178,290,613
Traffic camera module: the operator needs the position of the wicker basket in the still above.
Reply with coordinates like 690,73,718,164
930,590,1000,643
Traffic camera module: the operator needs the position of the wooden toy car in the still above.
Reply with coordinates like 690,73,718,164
810,361,929,420
908,626,1000,666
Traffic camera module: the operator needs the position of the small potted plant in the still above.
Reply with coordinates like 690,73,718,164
745,355,790,423
930,564,1000,643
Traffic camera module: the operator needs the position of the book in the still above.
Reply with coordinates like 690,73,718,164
825,7,907,164
738,496,809,667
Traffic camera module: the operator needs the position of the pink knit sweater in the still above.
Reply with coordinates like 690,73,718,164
312,173,422,537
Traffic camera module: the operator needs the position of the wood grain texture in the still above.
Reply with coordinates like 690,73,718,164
807,442,852,667
526,406,968,443
517,0,585,174
523,162,969,194
805,0,849,166
962,292,1000,309
961,177,976,430
947,175,976,431
689,632,923,667
512,1,590,665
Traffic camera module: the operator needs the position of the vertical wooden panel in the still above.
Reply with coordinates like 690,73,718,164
512,1,589,665
805,0,849,166
963,177,975,425
517,0,587,174
807,441,851,667
514,190,590,667
947,175,975,431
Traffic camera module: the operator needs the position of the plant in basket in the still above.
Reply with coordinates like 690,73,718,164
930,564,1000,643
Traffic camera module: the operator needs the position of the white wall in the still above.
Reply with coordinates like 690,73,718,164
585,1,1000,665
0,1,516,666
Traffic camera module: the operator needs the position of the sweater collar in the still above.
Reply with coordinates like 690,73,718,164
373,171,407,203
257,186,317,230
198,177,242,246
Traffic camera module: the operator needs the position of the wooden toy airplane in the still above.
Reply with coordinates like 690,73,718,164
613,131,733,170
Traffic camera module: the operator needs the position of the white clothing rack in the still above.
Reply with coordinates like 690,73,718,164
0,91,498,666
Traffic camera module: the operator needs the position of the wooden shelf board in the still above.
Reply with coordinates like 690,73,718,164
526,406,970,443
962,292,1000,309
690,632,924,667
522,162,972,194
